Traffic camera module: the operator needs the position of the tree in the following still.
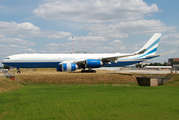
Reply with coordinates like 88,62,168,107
135,63,141,68
153,63,162,66
143,64,148,68
171,61,179,66
3,65,10,70
163,62,168,66
148,63,154,66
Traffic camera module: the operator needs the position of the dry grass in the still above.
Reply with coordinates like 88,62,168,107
11,68,116,75
13,68,137,84
0,76,23,93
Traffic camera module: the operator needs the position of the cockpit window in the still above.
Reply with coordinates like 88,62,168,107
5,57,10,59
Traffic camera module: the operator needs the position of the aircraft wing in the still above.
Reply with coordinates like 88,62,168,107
74,49,146,64
101,54,139,63
101,49,146,62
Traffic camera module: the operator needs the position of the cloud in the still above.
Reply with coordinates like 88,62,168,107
68,36,107,52
0,34,5,38
40,36,107,53
33,0,159,23
0,21,40,37
0,37,36,46
41,31,72,39
95,44,130,53
0,44,36,56
24,48,36,52
68,36,107,41
96,46,115,52
40,43,60,53
113,40,123,44
161,33,179,45
86,19,175,38
0,21,72,38
109,40,125,50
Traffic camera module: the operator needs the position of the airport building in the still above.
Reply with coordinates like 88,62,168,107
173,64,179,70
168,58,179,70
143,66,172,70
168,58,179,64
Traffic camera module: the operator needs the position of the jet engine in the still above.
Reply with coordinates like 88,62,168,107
86,59,103,68
56,63,78,72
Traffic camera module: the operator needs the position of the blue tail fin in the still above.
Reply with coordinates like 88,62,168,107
137,33,162,57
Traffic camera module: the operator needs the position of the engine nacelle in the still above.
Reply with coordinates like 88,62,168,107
62,63,78,72
86,59,103,68
56,63,78,72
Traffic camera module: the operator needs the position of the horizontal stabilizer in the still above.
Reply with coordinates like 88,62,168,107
145,51,175,58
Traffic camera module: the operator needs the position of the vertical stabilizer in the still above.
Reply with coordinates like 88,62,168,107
136,33,162,57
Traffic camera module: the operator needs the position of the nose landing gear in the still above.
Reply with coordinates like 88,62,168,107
17,68,21,73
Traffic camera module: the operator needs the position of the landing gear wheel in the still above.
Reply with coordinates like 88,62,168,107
81,70,96,73
81,70,85,73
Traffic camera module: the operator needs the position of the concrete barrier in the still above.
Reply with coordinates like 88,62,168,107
136,77,150,86
150,78,157,86
136,77,171,86
4,73,16,81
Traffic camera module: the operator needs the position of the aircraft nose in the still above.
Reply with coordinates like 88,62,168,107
1,60,5,64
1,59,7,64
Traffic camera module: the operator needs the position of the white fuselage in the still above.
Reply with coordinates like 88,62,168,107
2,53,145,68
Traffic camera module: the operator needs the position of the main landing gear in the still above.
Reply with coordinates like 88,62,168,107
81,68,96,73
81,70,96,73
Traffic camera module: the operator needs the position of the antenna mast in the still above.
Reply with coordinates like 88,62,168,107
59,45,61,53
72,36,74,54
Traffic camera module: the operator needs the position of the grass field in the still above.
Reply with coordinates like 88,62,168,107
0,69,179,120
1,85,179,120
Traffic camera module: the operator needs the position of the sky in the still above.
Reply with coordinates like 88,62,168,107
0,0,179,66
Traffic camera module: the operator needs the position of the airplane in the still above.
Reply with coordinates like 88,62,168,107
1,33,165,73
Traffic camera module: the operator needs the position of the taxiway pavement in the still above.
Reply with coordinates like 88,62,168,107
96,67,178,74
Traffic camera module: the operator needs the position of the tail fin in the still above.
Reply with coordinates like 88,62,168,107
136,33,162,57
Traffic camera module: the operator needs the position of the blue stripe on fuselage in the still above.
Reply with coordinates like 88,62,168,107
104,55,160,67
3,61,61,68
